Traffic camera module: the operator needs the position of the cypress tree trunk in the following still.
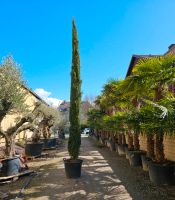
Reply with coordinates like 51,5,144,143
68,19,81,160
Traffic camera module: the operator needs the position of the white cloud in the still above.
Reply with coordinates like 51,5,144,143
34,88,63,108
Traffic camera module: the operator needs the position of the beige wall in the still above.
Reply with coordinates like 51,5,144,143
139,134,175,161
1,90,37,131
164,135,175,161
0,88,40,147
125,133,175,161
139,134,147,151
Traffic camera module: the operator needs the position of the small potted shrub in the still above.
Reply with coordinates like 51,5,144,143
63,19,83,178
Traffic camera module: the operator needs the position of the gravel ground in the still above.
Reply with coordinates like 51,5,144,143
0,136,175,200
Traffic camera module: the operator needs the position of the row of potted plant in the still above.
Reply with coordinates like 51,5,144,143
92,125,174,186
88,55,175,185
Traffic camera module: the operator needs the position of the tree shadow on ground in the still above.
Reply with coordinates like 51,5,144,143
89,137,175,200
1,137,175,200
11,163,131,199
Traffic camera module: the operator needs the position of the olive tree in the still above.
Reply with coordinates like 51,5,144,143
33,103,61,139
0,55,28,157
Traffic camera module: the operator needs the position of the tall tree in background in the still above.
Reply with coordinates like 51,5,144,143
68,19,81,159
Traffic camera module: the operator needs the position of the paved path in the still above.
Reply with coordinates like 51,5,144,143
28,137,132,200
1,137,175,199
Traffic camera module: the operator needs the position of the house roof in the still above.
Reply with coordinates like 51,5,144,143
125,54,161,77
22,85,49,106
164,44,175,55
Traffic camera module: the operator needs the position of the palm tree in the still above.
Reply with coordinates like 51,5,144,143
122,55,175,162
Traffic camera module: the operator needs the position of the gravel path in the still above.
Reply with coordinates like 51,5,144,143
1,136,175,200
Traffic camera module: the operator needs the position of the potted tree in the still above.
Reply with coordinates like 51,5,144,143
25,128,43,157
140,102,175,185
63,19,83,178
37,104,60,149
0,55,30,176
104,112,127,155
125,111,146,167
124,56,175,184
24,103,52,156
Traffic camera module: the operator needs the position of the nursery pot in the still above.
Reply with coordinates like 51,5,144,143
25,142,43,157
41,138,57,149
128,151,145,167
148,161,175,185
58,132,65,139
1,157,21,176
63,158,83,178
117,144,128,156
141,154,151,171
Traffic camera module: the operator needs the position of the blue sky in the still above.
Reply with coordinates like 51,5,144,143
0,0,175,104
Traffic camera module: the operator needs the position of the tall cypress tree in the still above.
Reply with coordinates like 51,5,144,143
68,19,81,159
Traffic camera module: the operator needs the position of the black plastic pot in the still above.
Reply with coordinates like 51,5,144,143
117,144,128,156
141,154,151,171
41,138,57,149
25,143,43,157
58,132,65,139
1,157,21,176
148,161,175,185
63,159,83,178
128,151,145,167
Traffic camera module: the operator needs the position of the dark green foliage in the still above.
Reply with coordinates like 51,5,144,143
68,19,81,159
87,55,175,162
87,109,105,129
